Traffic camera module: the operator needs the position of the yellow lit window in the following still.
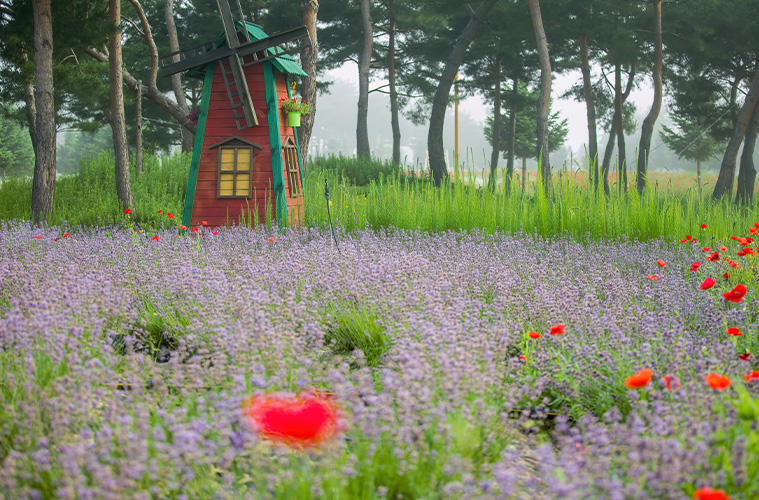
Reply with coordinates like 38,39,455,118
218,147,252,198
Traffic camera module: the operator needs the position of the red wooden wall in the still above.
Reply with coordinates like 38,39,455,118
190,62,304,228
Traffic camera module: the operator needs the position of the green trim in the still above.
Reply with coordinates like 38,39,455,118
286,83,306,202
182,63,215,231
264,61,287,228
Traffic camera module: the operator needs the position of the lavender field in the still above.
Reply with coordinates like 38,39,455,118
1,221,758,499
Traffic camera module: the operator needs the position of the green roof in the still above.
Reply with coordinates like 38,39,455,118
187,22,309,78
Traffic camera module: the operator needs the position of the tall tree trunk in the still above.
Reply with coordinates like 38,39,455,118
298,0,318,168
579,33,598,188
614,63,626,194
23,79,37,151
507,77,517,182
713,60,759,200
636,0,663,194
109,0,134,211
30,0,55,225
489,57,502,191
526,0,551,193
135,80,144,175
735,104,759,205
356,0,372,158
521,157,527,191
696,158,702,196
601,117,616,196
165,0,193,154
388,0,401,166
428,0,499,186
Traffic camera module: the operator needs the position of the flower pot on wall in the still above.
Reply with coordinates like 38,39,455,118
287,112,301,127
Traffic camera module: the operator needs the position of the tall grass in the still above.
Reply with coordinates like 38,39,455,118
1,151,757,244
0,151,189,228
304,156,759,244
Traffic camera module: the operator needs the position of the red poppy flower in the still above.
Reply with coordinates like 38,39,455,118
701,224,707,229
268,237,276,242
158,209,162,213
528,331,542,339
212,231,218,235
167,212,174,219
519,355,526,362
690,262,701,272
726,327,743,337
662,374,680,390
744,371,759,383
53,237,60,241
191,227,199,233
702,247,711,252
720,246,728,252
723,284,748,303
549,324,565,335
202,220,208,225
680,235,692,243
124,208,132,214
700,278,716,290
180,225,187,230
755,222,759,228
151,235,160,241
624,368,653,389
724,273,731,279
244,392,341,447
32,235,42,239
63,232,70,238
706,252,720,262
739,353,752,361
657,259,667,268
648,274,661,281
692,238,698,243
705,373,732,392
693,487,731,500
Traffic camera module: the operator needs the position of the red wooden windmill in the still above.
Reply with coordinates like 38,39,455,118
159,0,311,229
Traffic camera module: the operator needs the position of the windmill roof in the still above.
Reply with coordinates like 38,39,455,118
187,22,309,78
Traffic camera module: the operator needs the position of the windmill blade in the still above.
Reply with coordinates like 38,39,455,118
217,0,242,48
228,53,258,128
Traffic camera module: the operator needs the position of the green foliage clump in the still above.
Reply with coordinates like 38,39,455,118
308,154,402,187
323,306,390,369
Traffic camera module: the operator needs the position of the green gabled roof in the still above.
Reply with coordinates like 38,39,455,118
187,22,308,78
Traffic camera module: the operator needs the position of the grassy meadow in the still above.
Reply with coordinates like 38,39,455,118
2,152,759,499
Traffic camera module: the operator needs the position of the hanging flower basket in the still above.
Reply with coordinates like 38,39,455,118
287,112,301,128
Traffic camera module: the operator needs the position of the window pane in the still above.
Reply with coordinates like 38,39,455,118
220,149,235,171
236,149,250,171
219,173,234,196
235,173,250,196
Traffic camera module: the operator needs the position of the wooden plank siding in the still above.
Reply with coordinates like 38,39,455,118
189,60,304,228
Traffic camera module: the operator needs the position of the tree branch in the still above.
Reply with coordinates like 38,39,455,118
121,15,145,38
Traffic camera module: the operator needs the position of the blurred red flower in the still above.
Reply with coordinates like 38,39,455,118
699,278,716,290
701,224,707,229
690,262,701,272
705,373,731,392
726,327,743,337
706,252,720,261
245,392,341,448
744,371,759,383
63,232,70,238
124,208,132,214
647,274,661,281
158,209,162,213
179,225,187,230
662,374,680,391
528,331,542,339
151,235,160,241
191,227,199,233
723,284,748,303
657,259,667,268
167,213,174,219
268,237,276,242
693,487,730,500
212,231,218,235
739,353,752,361
549,324,565,335
624,368,653,389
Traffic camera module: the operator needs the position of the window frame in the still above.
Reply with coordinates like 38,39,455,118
283,137,301,198
208,137,263,200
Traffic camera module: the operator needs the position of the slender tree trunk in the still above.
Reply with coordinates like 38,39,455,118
356,0,372,158
165,0,193,153
23,79,37,152
31,0,55,225
713,60,759,200
489,57,502,191
428,0,499,185
636,0,663,194
580,33,598,188
135,80,144,175
526,0,551,193
388,0,401,166
507,77,517,182
109,0,134,211
521,157,527,191
614,63,626,194
736,104,759,205
601,118,616,196
298,0,318,168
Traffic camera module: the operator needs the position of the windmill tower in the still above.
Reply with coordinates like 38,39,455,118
160,0,311,229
